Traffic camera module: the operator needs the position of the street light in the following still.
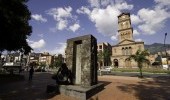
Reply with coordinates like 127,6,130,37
164,33,167,48
164,33,169,70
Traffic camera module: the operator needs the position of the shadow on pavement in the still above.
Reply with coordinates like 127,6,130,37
0,74,25,85
98,81,112,87
117,76,170,100
0,72,60,100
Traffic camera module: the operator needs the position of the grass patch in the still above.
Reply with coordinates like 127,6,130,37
112,68,170,74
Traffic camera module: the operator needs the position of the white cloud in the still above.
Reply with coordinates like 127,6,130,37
76,6,91,15
133,30,140,36
77,6,119,36
69,23,80,32
131,14,142,25
90,6,121,36
47,43,66,55
115,2,133,10
88,0,133,8
57,19,68,30
111,32,119,41
135,38,142,42
47,7,72,31
155,0,170,8
31,14,47,22
137,7,170,35
77,1,133,36
27,39,46,49
47,6,80,32
130,0,170,35
47,6,72,21
85,0,170,36
101,0,113,7
88,0,100,7
111,35,117,41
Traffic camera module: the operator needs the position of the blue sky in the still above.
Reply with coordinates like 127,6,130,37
26,0,170,55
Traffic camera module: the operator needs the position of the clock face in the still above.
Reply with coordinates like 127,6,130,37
121,22,126,29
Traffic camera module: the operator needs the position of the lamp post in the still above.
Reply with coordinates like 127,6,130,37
164,33,167,46
164,33,169,70
164,33,167,57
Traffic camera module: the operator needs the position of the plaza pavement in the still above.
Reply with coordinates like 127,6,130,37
0,72,57,100
0,72,170,100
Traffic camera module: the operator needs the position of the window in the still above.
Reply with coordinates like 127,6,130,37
122,48,125,55
125,47,128,55
129,47,132,55
114,49,116,53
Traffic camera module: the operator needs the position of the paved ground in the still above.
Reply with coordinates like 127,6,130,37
90,75,170,100
0,72,170,100
0,72,57,100
101,71,170,78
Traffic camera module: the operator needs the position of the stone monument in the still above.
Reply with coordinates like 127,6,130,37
65,34,98,86
56,34,103,100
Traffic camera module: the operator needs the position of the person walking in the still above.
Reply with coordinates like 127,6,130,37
29,66,34,81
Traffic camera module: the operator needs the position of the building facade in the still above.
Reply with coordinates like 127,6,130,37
29,52,41,66
39,52,53,67
111,13,144,68
97,42,112,68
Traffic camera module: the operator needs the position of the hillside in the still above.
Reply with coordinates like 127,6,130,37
144,43,170,54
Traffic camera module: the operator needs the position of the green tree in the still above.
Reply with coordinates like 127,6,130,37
103,49,111,66
53,54,63,68
0,0,32,55
97,49,111,67
97,51,103,67
39,62,46,71
128,49,150,78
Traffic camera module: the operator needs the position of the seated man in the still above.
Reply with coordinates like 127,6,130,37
52,63,72,85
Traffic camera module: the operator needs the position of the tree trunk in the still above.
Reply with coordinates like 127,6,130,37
139,67,143,78
138,62,143,78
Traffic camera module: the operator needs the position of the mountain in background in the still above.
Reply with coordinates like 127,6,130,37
144,43,170,54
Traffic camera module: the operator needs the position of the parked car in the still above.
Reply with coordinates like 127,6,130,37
100,66,112,73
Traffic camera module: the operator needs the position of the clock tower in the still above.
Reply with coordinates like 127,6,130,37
118,13,133,42
111,13,145,68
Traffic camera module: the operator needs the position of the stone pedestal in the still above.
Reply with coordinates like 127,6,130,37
59,83,104,100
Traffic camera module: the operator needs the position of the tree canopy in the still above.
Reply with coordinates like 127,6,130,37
97,49,111,67
103,49,111,66
0,0,32,54
97,51,103,62
53,54,63,68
